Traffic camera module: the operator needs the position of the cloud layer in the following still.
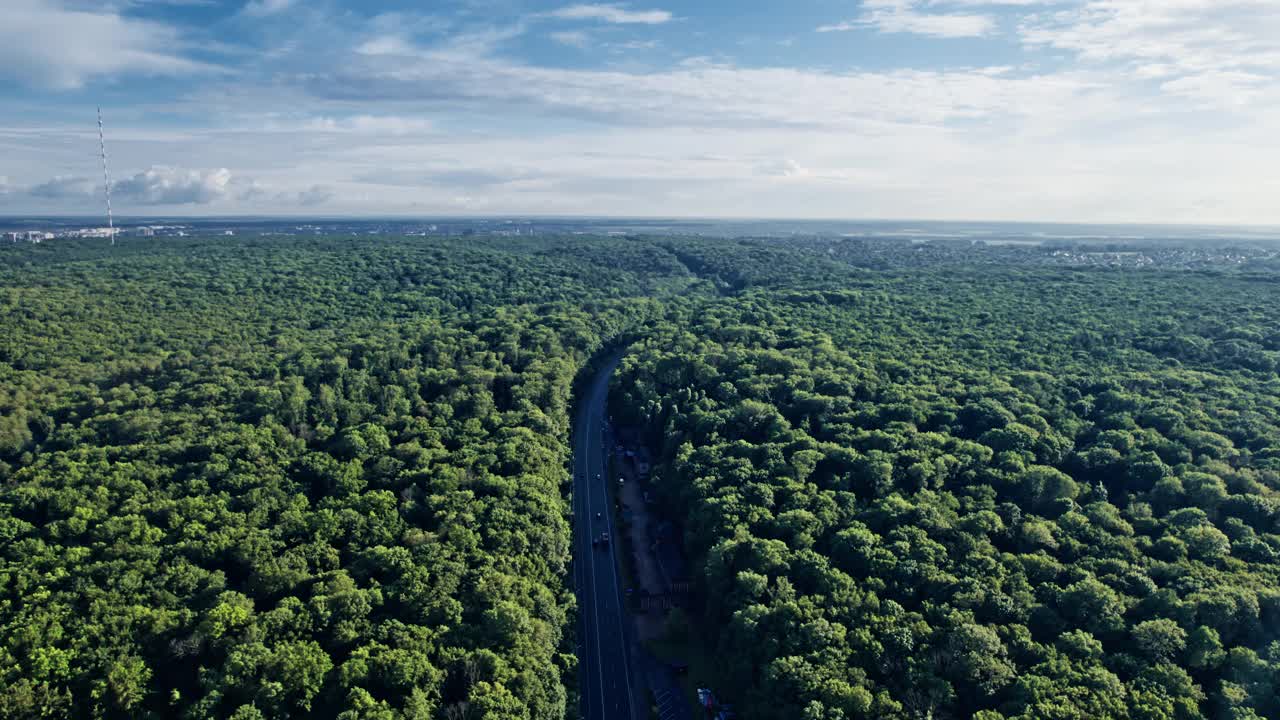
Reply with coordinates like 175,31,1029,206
548,4,673,25
1021,0,1280,106
113,166,233,205
242,0,295,17
0,0,218,89
820,0,996,38
2,0,1279,223
21,167,237,206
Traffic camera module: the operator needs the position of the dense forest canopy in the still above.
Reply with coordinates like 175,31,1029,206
614,241,1280,720
0,236,677,719
2,233,1279,719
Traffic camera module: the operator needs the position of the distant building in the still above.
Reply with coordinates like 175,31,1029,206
73,228,117,239
138,227,155,237
4,232,17,243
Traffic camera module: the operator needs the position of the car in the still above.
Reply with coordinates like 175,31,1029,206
599,532,610,545
618,477,625,485
592,536,600,546
595,511,602,519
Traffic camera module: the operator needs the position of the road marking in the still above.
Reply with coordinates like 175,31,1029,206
652,689,677,720
578,397,607,720
575,357,636,720
594,370,637,720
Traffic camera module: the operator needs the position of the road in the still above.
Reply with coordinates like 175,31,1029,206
574,354,637,720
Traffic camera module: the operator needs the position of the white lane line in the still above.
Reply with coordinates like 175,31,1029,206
579,398,607,720
595,368,637,720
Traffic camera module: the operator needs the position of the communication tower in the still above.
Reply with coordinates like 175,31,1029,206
97,107,115,245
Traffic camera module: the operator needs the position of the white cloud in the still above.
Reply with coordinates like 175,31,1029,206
549,4,673,25
4,2,1280,223
242,0,294,17
113,166,233,204
355,167,535,188
1020,0,1280,106
29,175,97,199
295,185,333,206
941,0,1056,5
283,116,1277,223
820,0,995,38
756,158,812,179
356,35,417,56
294,115,435,135
8,108,1280,222
0,0,219,89
308,49,1087,130
612,39,659,50
1160,70,1271,108
550,31,592,48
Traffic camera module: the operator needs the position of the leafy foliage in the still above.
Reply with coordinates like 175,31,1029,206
0,236,673,719
3,233,1279,720
613,241,1280,719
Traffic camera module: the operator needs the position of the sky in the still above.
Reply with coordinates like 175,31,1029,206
1,0,1279,223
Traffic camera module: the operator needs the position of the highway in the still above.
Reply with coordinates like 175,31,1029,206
574,354,637,720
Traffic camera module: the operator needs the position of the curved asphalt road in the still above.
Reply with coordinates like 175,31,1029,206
574,354,637,720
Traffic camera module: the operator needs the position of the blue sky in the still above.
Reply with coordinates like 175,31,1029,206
2,0,1279,223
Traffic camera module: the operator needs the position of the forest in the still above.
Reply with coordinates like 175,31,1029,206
2,233,1279,719
613,240,1280,719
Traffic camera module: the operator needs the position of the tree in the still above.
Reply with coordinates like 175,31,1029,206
1132,619,1188,662
106,656,151,711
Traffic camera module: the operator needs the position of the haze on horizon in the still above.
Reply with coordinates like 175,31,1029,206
2,0,1278,225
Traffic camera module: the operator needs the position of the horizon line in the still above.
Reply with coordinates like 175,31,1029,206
3,214,1280,232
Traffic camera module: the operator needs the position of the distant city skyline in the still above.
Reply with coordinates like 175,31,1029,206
2,0,1279,224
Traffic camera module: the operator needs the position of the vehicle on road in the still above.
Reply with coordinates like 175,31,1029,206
599,532,610,545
